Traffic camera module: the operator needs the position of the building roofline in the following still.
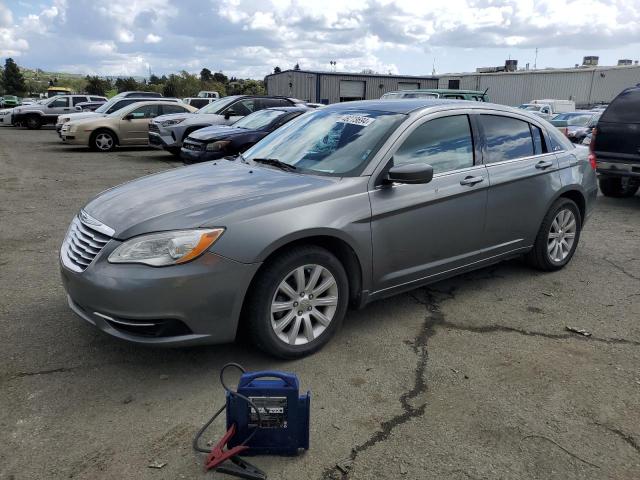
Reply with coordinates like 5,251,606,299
440,64,640,77
265,69,438,80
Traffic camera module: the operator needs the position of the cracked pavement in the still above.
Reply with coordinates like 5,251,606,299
1,127,639,479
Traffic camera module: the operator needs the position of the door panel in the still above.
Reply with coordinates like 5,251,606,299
368,113,487,293
119,119,151,144
370,167,489,292
479,114,562,251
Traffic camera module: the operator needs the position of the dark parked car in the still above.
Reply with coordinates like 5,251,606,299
592,86,640,197
180,106,311,163
60,100,596,358
550,111,600,143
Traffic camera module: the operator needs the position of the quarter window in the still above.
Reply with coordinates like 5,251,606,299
480,115,534,163
394,115,474,174
531,125,546,155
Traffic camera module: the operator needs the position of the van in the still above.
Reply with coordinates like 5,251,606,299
592,86,640,197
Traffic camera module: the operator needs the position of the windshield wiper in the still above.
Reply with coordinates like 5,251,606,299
252,158,297,172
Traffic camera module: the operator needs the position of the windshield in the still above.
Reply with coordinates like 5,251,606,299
197,97,234,114
94,98,119,113
233,109,286,130
243,109,405,176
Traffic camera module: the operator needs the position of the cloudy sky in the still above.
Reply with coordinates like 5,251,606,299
1,0,639,79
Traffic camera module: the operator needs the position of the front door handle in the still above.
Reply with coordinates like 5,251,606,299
460,175,484,186
535,160,553,169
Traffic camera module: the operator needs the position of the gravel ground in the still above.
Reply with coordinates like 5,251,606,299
1,126,639,480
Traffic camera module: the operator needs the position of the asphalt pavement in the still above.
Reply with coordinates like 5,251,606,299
1,126,639,480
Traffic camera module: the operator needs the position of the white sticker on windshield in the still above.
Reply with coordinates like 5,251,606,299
338,114,375,127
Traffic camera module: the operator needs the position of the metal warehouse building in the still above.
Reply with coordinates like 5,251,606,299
265,70,438,104
266,65,640,107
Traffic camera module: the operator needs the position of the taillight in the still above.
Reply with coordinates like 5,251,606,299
588,128,597,170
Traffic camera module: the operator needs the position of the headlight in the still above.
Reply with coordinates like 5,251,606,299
205,140,231,151
160,118,186,127
108,228,224,266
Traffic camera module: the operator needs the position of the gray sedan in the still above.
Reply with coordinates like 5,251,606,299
60,99,597,358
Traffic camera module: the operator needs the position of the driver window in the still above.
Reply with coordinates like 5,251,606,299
394,115,474,174
129,104,159,119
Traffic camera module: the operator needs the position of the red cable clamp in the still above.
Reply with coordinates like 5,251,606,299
204,423,249,471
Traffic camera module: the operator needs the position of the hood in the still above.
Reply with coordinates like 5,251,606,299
188,125,248,141
152,112,192,123
83,160,337,239
61,112,103,122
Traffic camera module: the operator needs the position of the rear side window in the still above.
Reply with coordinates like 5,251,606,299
72,96,88,106
480,115,534,163
601,88,640,124
188,98,210,109
89,97,105,102
394,115,474,174
260,98,292,108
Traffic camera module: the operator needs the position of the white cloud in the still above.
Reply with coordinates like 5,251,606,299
144,33,162,43
1,0,640,78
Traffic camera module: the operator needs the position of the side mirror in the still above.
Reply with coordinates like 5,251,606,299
123,113,134,120
386,163,434,184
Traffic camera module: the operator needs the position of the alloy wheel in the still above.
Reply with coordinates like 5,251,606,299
547,208,576,263
95,133,114,151
270,264,338,345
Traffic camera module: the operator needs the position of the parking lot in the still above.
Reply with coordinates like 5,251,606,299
1,126,639,479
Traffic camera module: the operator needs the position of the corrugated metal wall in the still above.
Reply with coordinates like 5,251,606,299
266,71,438,103
438,66,640,106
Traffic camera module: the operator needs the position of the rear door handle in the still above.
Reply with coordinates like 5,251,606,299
460,176,484,186
535,160,553,169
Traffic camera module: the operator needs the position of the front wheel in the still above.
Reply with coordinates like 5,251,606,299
245,246,349,358
526,198,582,271
90,130,116,152
599,176,639,198
25,115,41,130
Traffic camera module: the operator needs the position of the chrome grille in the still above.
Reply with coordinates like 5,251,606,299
149,122,160,134
61,211,113,272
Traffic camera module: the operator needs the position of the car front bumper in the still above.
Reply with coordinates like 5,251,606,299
60,128,90,145
148,128,179,150
180,146,225,163
0,114,12,125
60,245,260,346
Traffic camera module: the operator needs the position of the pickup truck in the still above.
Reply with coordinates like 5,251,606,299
592,86,640,197
12,94,107,129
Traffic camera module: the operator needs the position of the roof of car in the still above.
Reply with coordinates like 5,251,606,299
265,106,312,112
320,98,489,114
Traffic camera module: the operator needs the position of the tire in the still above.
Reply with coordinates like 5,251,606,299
90,129,116,152
245,245,349,358
526,198,582,271
25,115,41,130
599,176,639,198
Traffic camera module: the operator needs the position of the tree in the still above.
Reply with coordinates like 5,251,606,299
149,74,161,85
2,58,26,95
200,68,213,82
293,63,300,71
273,66,281,74
212,71,228,84
85,76,111,96
115,77,139,93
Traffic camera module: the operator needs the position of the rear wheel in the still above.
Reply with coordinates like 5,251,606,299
526,198,581,271
25,115,41,130
90,129,116,152
245,246,349,358
599,176,639,198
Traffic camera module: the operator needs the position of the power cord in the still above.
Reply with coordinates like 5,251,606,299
193,363,262,454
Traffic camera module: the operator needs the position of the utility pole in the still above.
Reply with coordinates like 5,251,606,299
534,48,538,70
